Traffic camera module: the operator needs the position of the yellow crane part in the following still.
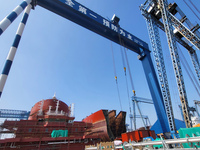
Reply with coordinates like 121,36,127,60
115,76,117,80
132,90,136,96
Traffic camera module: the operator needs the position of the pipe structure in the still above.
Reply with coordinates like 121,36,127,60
123,136,200,147
0,0,31,36
0,4,32,98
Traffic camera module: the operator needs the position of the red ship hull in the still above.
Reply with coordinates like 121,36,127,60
0,97,126,149
83,109,126,141
0,97,101,150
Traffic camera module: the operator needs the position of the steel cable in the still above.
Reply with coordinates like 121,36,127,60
183,0,200,22
178,45,200,97
110,42,123,111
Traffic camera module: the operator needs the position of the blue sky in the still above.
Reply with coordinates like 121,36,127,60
0,0,200,129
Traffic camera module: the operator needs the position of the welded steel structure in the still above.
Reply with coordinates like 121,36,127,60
140,0,176,134
141,0,200,130
132,96,153,130
0,0,175,134
83,110,126,141
0,97,100,150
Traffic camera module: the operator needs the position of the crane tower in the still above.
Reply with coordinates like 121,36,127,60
141,0,200,129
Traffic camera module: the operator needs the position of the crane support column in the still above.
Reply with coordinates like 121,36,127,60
0,4,32,98
0,0,32,36
139,49,170,133
158,0,192,128
189,52,200,83
140,1,176,134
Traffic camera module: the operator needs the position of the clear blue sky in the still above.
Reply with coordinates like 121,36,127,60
0,0,200,129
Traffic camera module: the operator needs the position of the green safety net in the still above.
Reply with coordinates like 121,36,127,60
178,127,200,148
51,130,68,138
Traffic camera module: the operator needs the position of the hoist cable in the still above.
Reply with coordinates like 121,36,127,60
178,45,200,97
183,0,200,22
117,29,136,95
120,47,131,113
121,39,136,95
121,48,127,75
124,72,132,114
178,45,200,90
110,42,117,82
117,31,134,114
117,29,127,75
110,42,123,111
117,29,138,129
119,44,132,112
116,30,133,114
124,46,136,95
181,59,200,97
116,82,123,111
188,0,200,15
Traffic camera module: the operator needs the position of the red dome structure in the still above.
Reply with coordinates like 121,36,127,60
28,96,70,120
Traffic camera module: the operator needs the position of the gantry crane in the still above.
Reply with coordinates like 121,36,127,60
140,0,177,135
129,114,151,131
0,0,171,134
141,0,200,130
132,96,153,130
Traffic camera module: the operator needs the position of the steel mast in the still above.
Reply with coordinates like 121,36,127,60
168,6,200,83
141,0,194,128
140,0,176,134
158,0,191,128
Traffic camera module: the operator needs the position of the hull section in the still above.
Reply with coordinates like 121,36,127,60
83,109,126,141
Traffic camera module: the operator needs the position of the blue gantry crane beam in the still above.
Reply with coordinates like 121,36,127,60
0,0,174,134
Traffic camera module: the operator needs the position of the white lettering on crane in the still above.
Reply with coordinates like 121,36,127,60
78,5,87,15
134,39,143,46
111,24,118,32
103,19,110,28
134,39,139,44
120,29,125,36
65,0,75,7
90,13,97,18
127,34,133,40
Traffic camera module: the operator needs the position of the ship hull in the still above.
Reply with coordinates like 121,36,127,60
83,109,126,141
